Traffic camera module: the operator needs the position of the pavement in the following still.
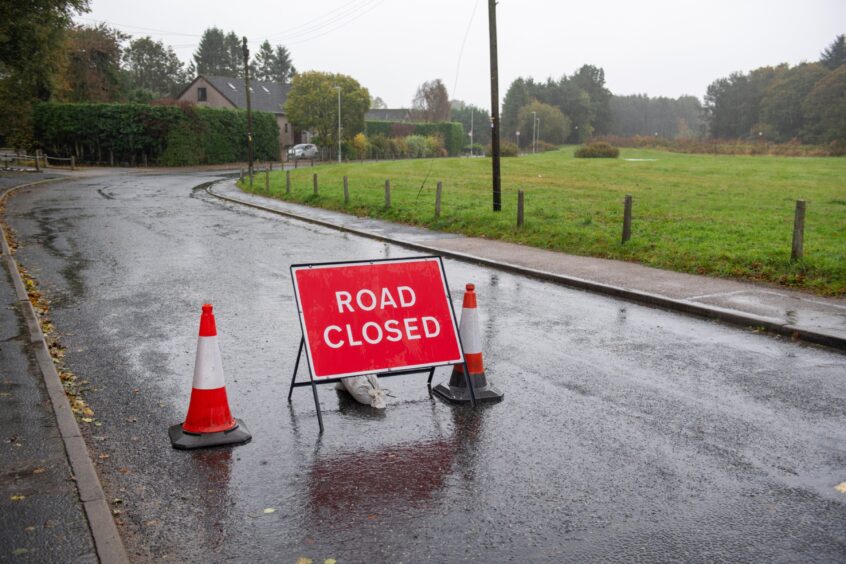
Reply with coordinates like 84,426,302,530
210,180,846,352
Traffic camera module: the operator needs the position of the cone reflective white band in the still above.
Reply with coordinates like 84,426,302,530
459,308,482,354
191,336,226,390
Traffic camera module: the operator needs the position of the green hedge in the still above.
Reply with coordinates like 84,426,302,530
365,120,464,156
33,102,279,166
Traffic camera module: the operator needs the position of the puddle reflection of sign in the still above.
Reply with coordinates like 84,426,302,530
291,257,463,379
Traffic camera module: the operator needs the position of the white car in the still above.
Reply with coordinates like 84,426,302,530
287,143,318,160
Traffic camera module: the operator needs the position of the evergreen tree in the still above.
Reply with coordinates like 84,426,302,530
272,45,296,83
254,40,275,81
820,34,846,70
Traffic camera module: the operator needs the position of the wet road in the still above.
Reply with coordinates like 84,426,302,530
6,173,846,563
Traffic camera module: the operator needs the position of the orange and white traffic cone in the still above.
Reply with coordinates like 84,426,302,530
169,304,252,449
434,284,504,404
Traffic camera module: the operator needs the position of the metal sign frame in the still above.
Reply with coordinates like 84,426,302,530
288,256,476,432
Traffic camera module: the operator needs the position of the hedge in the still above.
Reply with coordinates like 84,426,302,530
33,102,279,166
365,120,464,156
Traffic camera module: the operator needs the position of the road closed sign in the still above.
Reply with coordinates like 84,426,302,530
291,257,464,379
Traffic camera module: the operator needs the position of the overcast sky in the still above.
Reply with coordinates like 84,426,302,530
76,0,845,108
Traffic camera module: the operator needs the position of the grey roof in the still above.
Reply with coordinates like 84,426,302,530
203,75,292,115
365,108,414,122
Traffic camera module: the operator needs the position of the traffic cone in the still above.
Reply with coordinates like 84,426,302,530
169,304,252,449
434,284,504,404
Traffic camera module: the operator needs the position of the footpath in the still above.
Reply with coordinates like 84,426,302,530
211,180,846,352
0,174,127,563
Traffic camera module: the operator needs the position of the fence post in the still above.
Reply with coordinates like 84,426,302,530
294,158,298,169
143,152,148,167
310,158,314,168
313,173,318,195
384,180,391,209
343,176,349,204
34,149,41,172
109,149,114,167
265,165,270,193
791,200,806,261
435,181,443,218
286,170,291,194
517,190,525,228
622,195,633,244
70,156,75,171
240,168,244,183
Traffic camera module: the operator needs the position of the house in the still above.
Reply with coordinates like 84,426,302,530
177,75,304,150
365,108,414,122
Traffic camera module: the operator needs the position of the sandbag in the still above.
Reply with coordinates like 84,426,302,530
336,374,386,409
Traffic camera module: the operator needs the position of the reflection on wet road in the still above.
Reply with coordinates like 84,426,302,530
5,173,846,562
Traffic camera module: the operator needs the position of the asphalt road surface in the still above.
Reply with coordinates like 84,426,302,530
6,173,846,563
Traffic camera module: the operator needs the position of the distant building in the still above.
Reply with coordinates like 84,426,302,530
177,75,306,150
365,108,414,122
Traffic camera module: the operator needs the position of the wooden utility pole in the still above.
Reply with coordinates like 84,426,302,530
242,37,254,181
488,0,502,212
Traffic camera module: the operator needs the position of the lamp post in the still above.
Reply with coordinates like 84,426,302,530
531,111,537,154
536,117,541,151
516,131,520,152
335,86,342,164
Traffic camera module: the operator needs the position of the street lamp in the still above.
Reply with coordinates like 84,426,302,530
335,86,342,164
516,131,520,152
531,111,537,154
536,117,541,151
470,107,474,156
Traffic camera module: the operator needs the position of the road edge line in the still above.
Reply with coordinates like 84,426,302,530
1,178,130,564
206,180,845,353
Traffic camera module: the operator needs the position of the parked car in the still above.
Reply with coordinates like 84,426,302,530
287,143,318,160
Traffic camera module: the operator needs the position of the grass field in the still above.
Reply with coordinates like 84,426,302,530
243,148,846,296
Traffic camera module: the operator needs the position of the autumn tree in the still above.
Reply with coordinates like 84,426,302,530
517,101,571,145
59,24,126,102
284,71,370,147
412,79,450,122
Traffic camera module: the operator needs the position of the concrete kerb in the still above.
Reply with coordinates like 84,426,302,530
207,179,846,352
0,179,130,564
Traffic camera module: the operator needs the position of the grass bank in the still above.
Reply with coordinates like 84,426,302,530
242,148,846,296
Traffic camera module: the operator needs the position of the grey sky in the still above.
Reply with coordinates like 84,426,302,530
77,0,845,108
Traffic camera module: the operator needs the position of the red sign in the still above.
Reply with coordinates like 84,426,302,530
291,257,463,379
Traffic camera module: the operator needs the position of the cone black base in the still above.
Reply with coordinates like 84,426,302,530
169,419,252,450
433,372,504,404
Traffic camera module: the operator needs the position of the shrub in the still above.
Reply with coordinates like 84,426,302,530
485,141,519,157
464,143,484,156
365,120,465,155
574,142,620,158
351,132,369,159
535,141,559,152
405,135,427,158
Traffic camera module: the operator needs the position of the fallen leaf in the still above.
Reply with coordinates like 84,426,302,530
10,495,25,501
835,482,846,494
12,548,29,556
112,498,123,505
117,467,130,474
112,509,122,516
24,526,36,532
295,559,312,564
325,559,337,564
32,468,45,475
98,453,109,460
81,418,93,423
263,508,276,514
82,407,95,417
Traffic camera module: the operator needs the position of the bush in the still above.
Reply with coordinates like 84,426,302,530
535,141,559,152
464,143,484,156
365,120,465,155
485,141,519,157
33,102,279,165
405,135,427,158
574,142,620,158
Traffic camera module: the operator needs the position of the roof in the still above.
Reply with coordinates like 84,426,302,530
195,75,292,114
365,108,414,122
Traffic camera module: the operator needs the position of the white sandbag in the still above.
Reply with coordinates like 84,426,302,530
338,374,386,409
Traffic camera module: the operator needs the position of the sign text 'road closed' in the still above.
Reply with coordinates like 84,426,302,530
291,257,464,379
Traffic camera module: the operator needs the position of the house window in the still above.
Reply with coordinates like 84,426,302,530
197,87,207,102
284,123,288,133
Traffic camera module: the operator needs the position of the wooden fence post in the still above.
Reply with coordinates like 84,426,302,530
384,179,391,209
143,152,148,167
622,195,633,244
313,173,318,195
435,181,443,218
791,200,806,261
239,168,244,182
70,156,75,171
265,165,270,193
286,170,291,194
343,176,349,204
294,158,298,169
517,190,525,228
34,149,41,172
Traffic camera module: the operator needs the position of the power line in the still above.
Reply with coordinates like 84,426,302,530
451,0,481,101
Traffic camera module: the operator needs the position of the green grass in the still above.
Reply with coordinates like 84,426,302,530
243,148,846,296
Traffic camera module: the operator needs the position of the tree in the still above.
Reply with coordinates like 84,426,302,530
759,63,829,141
704,65,786,138
253,40,275,81
271,45,296,83
802,65,846,144
370,96,387,109
59,23,126,103
0,0,89,145
412,79,450,122
571,64,612,135
192,27,243,77
820,34,846,71
123,36,188,99
502,78,531,140
517,101,571,145
284,71,370,147
450,100,491,146
609,94,703,138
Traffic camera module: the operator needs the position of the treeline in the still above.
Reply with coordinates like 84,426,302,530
0,0,297,147
609,95,703,139
705,34,845,144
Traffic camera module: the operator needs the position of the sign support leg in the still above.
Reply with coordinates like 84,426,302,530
304,354,324,433
427,367,436,396
288,337,304,402
462,359,477,407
